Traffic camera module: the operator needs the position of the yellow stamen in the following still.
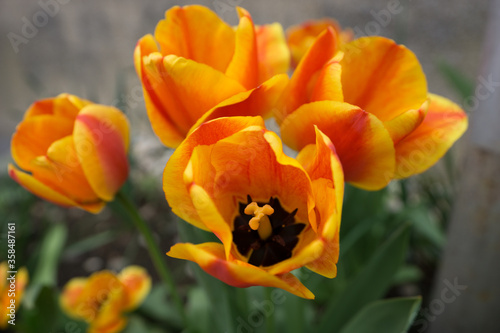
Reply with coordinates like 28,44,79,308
245,202,274,240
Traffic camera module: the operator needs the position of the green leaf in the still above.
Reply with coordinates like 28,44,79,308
400,205,445,248
19,286,59,333
340,297,422,333
437,60,474,100
316,224,411,332
23,223,67,308
185,287,211,333
137,285,183,330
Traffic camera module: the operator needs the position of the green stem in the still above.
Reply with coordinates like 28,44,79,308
115,190,186,325
265,287,275,333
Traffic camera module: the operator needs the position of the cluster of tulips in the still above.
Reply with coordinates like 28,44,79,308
6,5,467,332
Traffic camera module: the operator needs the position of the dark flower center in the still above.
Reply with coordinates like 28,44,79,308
232,195,305,267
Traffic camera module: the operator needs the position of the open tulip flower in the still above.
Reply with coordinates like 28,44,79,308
0,262,28,330
164,116,344,299
134,5,290,148
8,93,130,213
286,18,353,68
277,28,468,190
60,266,151,333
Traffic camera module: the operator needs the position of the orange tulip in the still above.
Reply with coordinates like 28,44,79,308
9,94,130,213
134,5,290,148
286,18,353,68
0,262,28,329
277,29,468,190
164,116,344,299
60,266,151,333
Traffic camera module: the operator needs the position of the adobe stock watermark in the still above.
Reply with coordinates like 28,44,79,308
412,278,467,332
463,74,500,113
213,0,244,20
6,0,72,54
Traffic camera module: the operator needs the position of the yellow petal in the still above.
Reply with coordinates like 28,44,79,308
118,266,152,311
168,242,314,299
73,105,129,202
155,5,235,72
341,36,428,121
394,93,468,178
384,100,429,144
281,101,395,190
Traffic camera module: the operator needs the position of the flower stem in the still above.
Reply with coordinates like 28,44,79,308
115,190,186,325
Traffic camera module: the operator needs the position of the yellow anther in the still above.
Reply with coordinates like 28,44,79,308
245,202,274,240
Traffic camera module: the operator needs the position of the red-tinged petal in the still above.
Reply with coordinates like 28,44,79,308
60,277,87,319
118,266,151,311
155,5,235,72
164,117,266,231
341,36,427,121
189,73,289,133
29,136,100,203
281,101,395,190
277,28,338,122
225,7,259,89
210,129,314,226
168,242,314,299
11,115,74,171
73,105,129,202
310,57,343,103
287,18,351,67
8,164,105,214
384,100,429,144
255,23,290,83
24,94,92,121
394,93,468,179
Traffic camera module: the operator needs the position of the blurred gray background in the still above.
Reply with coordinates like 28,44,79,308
0,0,487,173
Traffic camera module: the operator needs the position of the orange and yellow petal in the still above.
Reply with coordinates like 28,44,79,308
225,7,259,89
384,100,429,144
341,36,427,121
29,136,99,204
281,101,395,190
142,54,246,141
118,266,151,311
10,114,74,171
255,23,290,84
309,57,343,103
189,73,289,132
277,28,338,122
155,5,235,72
168,242,314,299
73,105,129,202
60,277,88,319
209,128,314,225
164,116,265,231
394,93,468,178
23,94,88,121
287,18,351,67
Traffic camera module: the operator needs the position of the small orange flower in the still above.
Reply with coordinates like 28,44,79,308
9,93,130,213
165,116,344,299
286,18,353,67
277,29,468,190
134,5,290,148
0,262,28,329
60,266,151,333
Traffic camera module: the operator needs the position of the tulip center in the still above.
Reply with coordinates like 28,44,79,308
232,196,305,267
